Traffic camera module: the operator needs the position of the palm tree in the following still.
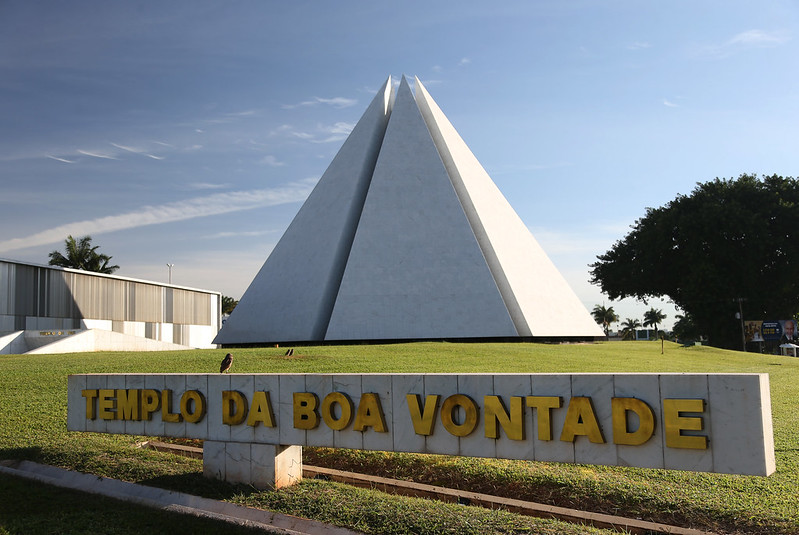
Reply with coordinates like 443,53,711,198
620,318,642,341
591,304,619,337
48,235,119,274
222,295,239,315
643,307,667,339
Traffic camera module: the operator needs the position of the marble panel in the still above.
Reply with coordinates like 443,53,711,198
85,375,109,434
162,374,186,438
183,374,208,440
530,374,573,463
613,374,664,470
423,374,459,455
123,374,146,436
660,374,713,473
207,374,231,442
203,440,226,481
362,374,393,452
458,374,495,458
250,443,277,489
278,374,307,446
571,375,616,466
493,374,533,460
275,445,303,488
304,375,333,447
143,374,165,437
102,375,126,435
708,374,775,475
66,375,87,432
391,374,426,453
229,375,255,443
224,442,251,484
332,375,363,450
252,374,281,445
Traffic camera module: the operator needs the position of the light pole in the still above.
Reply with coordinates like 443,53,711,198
166,263,174,284
736,297,746,352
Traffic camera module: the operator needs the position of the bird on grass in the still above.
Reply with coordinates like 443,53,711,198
220,352,233,373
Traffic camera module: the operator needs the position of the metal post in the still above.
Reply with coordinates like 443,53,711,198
737,298,746,352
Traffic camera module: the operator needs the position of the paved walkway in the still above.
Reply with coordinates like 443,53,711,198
0,459,360,535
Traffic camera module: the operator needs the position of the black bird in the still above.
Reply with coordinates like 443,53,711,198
220,353,233,373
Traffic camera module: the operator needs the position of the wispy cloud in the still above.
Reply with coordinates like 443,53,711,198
663,100,679,108
458,57,471,66
188,182,230,190
204,229,277,239
698,29,790,58
271,122,354,144
259,155,285,166
46,155,76,164
0,180,316,253
110,142,164,160
77,149,119,160
627,41,652,50
313,122,354,143
728,29,789,46
282,96,358,109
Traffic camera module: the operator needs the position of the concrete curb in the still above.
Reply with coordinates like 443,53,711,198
141,441,713,535
304,465,714,535
0,460,360,535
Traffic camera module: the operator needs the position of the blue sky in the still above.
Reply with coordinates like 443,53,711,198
2,1,797,330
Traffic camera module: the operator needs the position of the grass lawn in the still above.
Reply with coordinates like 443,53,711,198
1,341,797,534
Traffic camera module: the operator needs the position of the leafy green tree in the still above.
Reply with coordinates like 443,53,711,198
672,312,700,343
643,308,666,338
591,304,619,337
590,174,799,349
48,235,119,274
620,318,642,340
221,295,238,315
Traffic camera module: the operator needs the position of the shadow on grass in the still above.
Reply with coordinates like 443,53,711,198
138,471,267,502
0,446,42,461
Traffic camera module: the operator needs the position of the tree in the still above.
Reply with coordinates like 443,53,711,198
48,235,119,274
221,295,238,315
591,304,619,337
672,312,700,343
620,318,641,340
590,174,799,349
643,308,666,338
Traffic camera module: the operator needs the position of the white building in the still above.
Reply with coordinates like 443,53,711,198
0,258,220,354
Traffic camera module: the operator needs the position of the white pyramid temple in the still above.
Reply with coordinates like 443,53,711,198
214,76,604,345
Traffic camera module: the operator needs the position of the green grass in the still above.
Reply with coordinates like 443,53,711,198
1,341,798,534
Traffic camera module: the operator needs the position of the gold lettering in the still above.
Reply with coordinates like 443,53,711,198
353,393,387,432
322,392,353,431
141,389,160,420
161,389,182,423
222,390,247,425
440,394,479,437
526,396,562,441
293,392,320,429
560,396,605,443
116,389,140,420
98,389,115,420
611,397,655,446
247,391,275,427
663,398,707,449
82,389,98,420
180,390,206,424
484,395,524,440
406,394,440,435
